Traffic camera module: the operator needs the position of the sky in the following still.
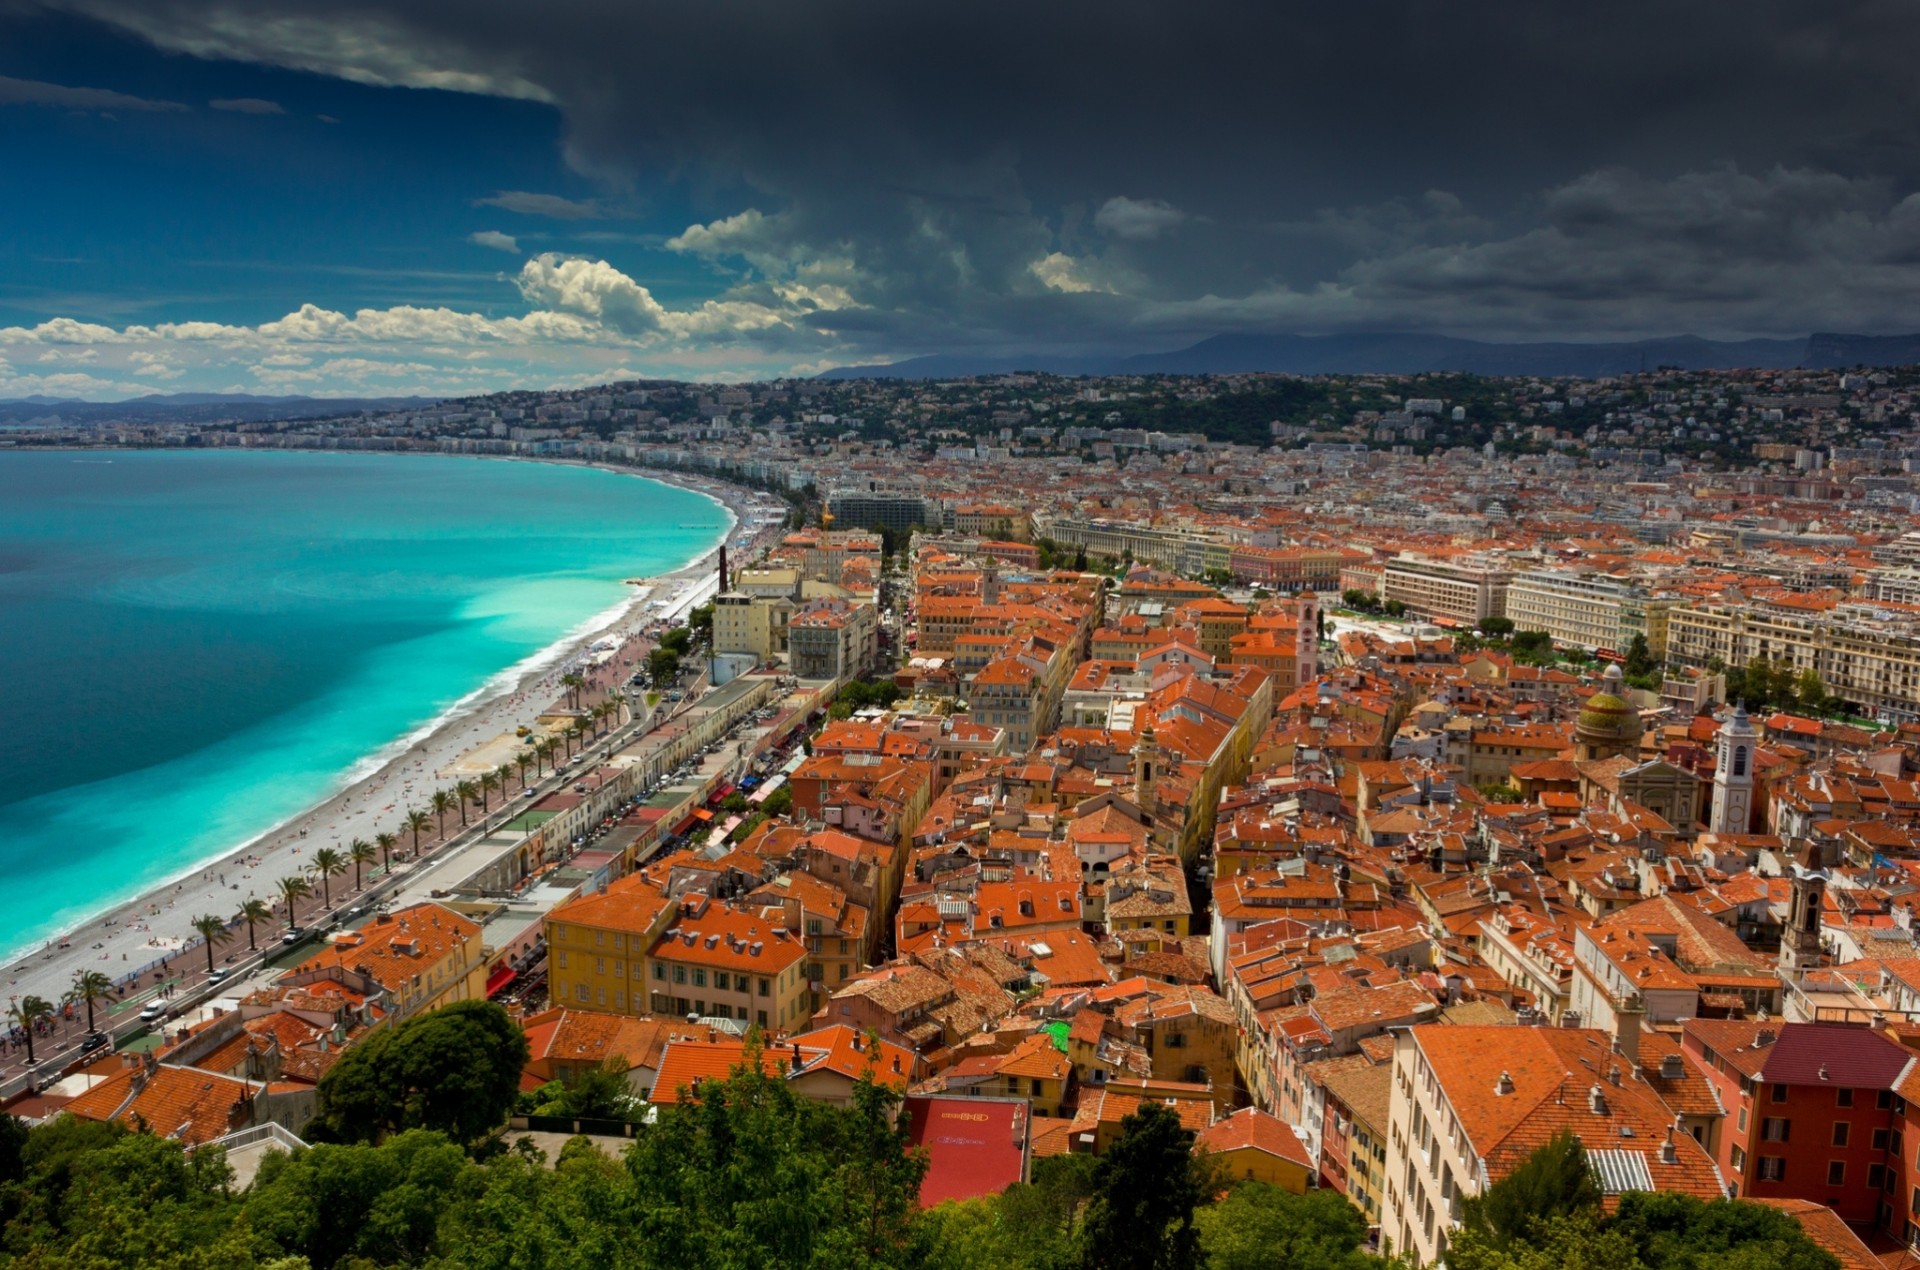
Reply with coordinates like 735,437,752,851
6,1,1920,397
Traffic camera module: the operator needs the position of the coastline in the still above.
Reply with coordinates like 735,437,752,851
0,453,768,1007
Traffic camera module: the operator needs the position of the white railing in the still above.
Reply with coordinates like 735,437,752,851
196,1121,308,1156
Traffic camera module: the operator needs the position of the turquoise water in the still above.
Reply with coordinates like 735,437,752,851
0,450,727,960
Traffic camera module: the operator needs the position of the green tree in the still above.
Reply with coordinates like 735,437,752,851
375,830,398,875
649,647,682,682
236,896,273,950
7,995,54,1066
1382,599,1407,618
659,626,693,656
65,969,114,1033
1448,1210,1639,1270
1457,1129,1601,1251
1194,1183,1376,1270
1607,1190,1840,1270
405,808,433,853
1796,669,1829,715
1623,633,1655,678
309,845,347,909
190,913,232,976
312,1000,530,1146
246,1128,472,1270
275,874,312,934
432,788,455,837
348,837,377,891
455,779,478,825
1480,616,1516,637
1079,1100,1209,1270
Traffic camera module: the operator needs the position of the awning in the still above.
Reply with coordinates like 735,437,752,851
485,966,518,997
691,807,715,822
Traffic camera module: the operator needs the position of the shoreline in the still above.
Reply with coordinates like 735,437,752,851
0,452,769,1004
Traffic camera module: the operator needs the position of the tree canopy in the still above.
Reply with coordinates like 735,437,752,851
311,1000,529,1145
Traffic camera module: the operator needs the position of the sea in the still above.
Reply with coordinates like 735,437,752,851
0,450,728,960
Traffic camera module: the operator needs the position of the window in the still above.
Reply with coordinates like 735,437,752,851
595,958,605,974
1834,1122,1851,1148
557,952,569,969
757,1009,767,1026
574,984,589,1003
1738,1107,1748,1132
673,965,687,984
1838,1088,1854,1108
692,968,707,988
1875,1128,1892,1151
1731,1145,1746,1170
1761,1118,1791,1142
1829,1161,1847,1187
758,977,771,997
1871,1164,1888,1190
1881,1090,1896,1110
1758,1157,1786,1182
1772,1083,1789,1103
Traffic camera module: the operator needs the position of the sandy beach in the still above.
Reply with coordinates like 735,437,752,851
1,458,774,1014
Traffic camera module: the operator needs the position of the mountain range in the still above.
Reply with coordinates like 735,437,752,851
815,331,1920,380
0,392,439,426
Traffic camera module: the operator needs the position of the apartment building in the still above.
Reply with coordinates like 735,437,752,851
1383,1025,1726,1264
1666,602,1920,722
545,873,677,1016
279,902,486,1025
1380,554,1511,626
827,488,940,534
646,894,813,1031
1504,568,1673,653
712,590,791,661
788,596,878,681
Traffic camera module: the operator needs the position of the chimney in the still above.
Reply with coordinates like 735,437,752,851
1659,1120,1679,1165
1660,1053,1685,1080
1755,1027,1777,1048
1588,1084,1606,1114
790,1042,804,1073
1495,1070,1514,1096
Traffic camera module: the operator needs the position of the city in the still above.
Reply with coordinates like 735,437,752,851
5,362,1920,1266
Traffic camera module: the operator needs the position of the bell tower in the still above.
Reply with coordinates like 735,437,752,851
1780,838,1832,976
1709,703,1757,834
1296,591,1320,687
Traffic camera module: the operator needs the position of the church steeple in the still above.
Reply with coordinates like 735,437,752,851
1709,702,1757,835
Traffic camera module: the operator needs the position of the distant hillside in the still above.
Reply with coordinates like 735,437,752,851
816,331,1920,380
0,392,439,427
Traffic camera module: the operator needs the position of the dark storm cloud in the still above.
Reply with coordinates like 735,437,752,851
22,0,1920,354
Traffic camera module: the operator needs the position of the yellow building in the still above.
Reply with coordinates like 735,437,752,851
646,895,812,1032
279,901,486,1025
544,872,676,1016
1196,1107,1316,1192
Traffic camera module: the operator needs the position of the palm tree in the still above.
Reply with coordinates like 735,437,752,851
454,780,478,826
191,914,232,976
405,809,432,854
479,769,501,813
561,672,585,709
534,737,557,775
494,764,515,806
375,831,398,874
431,789,454,836
9,996,54,1065
564,724,583,757
65,970,113,1032
309,846,347,908
348,838,377,890
236,897,272,950
276,875,312,934
515,750,533,787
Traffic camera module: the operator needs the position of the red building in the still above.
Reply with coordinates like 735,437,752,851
1683,1019,1912,1227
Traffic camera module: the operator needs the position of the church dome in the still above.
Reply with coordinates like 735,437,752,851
1576,664,1643,751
